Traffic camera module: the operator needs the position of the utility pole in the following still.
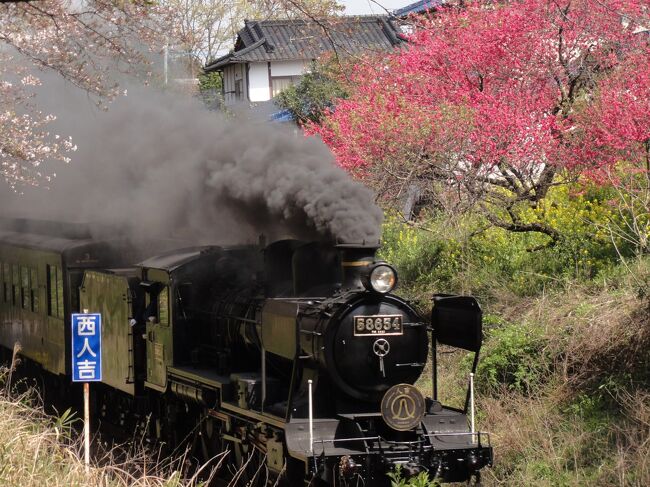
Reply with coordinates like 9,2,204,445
163,38,169,85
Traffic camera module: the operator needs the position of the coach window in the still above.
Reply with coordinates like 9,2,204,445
30,268,38,313
3,263,10,304
0,262,4,304
21,266,30,310
47,265,54,316
0,262,3,303
158,286,169,326
56,268,64,318
47,265,64,318
12,264,19,307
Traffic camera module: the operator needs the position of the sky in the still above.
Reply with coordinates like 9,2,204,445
338,0,412,15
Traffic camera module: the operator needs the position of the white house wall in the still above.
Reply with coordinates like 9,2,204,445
245,60,311,103
248,63,270,102
270,60,310,77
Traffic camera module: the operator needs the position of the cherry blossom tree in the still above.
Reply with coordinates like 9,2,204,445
0,0,343,191
310,0,650,241
575,50,650,253
0,0,176,190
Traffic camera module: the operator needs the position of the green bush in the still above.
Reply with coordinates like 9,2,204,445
198,72,223,109
379,217,458,287
387,466,440,487
474,319,549,394
275,61,347,124
563,393,613,433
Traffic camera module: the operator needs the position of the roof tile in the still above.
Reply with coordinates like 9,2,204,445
206,15,404,70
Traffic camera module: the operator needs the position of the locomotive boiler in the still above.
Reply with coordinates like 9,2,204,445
0,218,492,485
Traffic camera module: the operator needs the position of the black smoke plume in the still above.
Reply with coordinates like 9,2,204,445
1,85,383,245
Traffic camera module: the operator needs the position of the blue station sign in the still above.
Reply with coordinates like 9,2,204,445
71,313,102,382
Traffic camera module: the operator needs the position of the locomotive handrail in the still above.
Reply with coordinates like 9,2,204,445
314,436,381,444
299,329,322,336
311,430,492,451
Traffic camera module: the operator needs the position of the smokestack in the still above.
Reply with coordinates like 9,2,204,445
336,244,378,291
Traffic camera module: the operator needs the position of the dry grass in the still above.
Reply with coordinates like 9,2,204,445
469,267,650,487
0,369,224,487
481,392,597,486
613,389,650,486
478,388,650,486
0,345,278,487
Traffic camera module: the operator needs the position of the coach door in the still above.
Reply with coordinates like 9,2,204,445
143,269,172,392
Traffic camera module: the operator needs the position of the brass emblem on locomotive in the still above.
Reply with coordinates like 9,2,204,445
380,383,425,431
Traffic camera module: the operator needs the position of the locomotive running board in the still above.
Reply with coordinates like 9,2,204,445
167,365,287,429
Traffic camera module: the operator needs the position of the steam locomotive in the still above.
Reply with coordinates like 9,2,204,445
0,218,492,485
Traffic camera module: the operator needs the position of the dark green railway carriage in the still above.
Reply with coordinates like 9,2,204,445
0,221,156,382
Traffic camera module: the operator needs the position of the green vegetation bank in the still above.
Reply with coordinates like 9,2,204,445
380,184,650,486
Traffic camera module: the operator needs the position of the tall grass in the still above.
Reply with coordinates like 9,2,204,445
449,267,649,486
0,367,225,487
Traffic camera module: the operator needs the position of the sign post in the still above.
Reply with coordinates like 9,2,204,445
71,311,102,474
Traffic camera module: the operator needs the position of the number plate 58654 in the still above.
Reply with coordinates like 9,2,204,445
353,315,403,336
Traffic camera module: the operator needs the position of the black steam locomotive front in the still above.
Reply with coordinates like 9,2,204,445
284,245,492,485
208,240,492,485
298,246,428,403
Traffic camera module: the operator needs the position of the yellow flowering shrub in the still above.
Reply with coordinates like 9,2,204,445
380,183,629,304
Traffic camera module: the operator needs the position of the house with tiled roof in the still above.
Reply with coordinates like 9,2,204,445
204,16,405,107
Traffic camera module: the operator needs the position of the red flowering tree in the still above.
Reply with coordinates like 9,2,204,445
579,51,650,173
310,0,650,241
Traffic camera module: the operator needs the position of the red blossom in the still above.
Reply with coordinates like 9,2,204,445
310,0,650,197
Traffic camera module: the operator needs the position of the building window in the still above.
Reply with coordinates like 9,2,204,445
271,76,301,97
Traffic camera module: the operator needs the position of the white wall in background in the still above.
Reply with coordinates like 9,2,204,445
248,63,270,102
270,60,309,77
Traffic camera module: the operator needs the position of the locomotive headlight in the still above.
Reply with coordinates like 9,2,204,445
368,264,397,293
